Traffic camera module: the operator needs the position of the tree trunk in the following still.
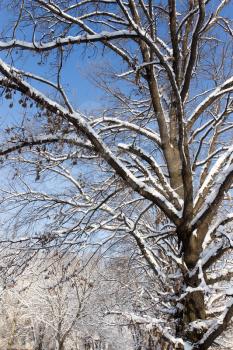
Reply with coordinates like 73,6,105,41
177,228,207,344
34,324,45,350
84,337,106,350
181,277,206,343
58,342,65,350
131,324,184,350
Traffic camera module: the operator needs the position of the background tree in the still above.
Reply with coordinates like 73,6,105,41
0,0,232,349
0,252,135,350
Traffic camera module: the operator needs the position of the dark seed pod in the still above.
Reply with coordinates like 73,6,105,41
5,93,12,100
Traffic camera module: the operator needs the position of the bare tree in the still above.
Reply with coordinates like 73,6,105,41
0,0,232,349
26,254,96,350
0,252,135,350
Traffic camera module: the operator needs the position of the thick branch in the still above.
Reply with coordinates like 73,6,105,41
0,58,181,223
188,76,233,129
194,299,233,350
0,30,137,51
181,0,205,101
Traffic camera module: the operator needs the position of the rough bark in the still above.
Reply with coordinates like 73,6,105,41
176,226,207,343
132,324,184,350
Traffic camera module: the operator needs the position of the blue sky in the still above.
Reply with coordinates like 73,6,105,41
0,0,232,238
0,0,232,133
0,0,232,114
